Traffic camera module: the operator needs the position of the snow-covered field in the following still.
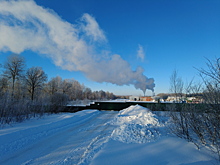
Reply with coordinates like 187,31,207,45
0,105,218,165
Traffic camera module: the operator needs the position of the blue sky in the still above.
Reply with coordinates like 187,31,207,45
0,0,219,96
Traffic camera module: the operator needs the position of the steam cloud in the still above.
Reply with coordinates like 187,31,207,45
0,0,155,94
137,44,145,62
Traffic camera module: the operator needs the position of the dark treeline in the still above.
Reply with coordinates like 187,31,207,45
0,54,116,125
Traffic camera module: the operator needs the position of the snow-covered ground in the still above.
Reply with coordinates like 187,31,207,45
0,105,218,165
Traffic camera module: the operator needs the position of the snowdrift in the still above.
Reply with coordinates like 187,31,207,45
0,105,217,165
93,105,216,165
111,105,165,143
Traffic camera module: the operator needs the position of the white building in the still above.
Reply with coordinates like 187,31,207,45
129,96,141,101
166,96,183,103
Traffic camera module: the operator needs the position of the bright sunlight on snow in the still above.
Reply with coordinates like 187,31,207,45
111,105,164,143
0,106,218,165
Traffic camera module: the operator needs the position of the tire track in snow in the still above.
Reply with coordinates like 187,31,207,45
53,111,117,165
76,111,117,165
0,111,99,159
0,110,117,165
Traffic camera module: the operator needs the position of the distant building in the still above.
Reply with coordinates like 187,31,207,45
129,96,154,102
186,97,203,103
129,96,140,101
140,96,153,102
166,96,182,103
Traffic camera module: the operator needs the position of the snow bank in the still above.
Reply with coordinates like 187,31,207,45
93,106,217,165
111,105,165,143
92,137,216,165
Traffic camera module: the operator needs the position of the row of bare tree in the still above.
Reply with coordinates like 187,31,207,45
0,54,116,125
168,58,220,161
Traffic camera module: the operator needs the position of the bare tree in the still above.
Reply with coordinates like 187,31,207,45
197,58,220,159
3,54,25,97
60,79,72,95
69,80,83,100
83,87,92,100
25,67,47,100
170,69,184,102
198,58,220,84
0,76,9,95
47,76,62,95
169,58,220,161
197,58,220,106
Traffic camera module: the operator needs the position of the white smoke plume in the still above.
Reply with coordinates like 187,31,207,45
137,44,145,62
0,0,155,93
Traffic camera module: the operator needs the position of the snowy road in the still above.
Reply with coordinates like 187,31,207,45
0,106,217,165
0,110,117,165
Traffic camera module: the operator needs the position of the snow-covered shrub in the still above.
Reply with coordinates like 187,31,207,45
0,96,32,126
49,93,68,113
168,58,220,161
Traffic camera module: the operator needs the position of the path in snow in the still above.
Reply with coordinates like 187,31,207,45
1,106,217,165
0,110,117,165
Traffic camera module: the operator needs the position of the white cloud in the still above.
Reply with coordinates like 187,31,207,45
0,0,155,93
81,13,107,43
137,44,145,61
